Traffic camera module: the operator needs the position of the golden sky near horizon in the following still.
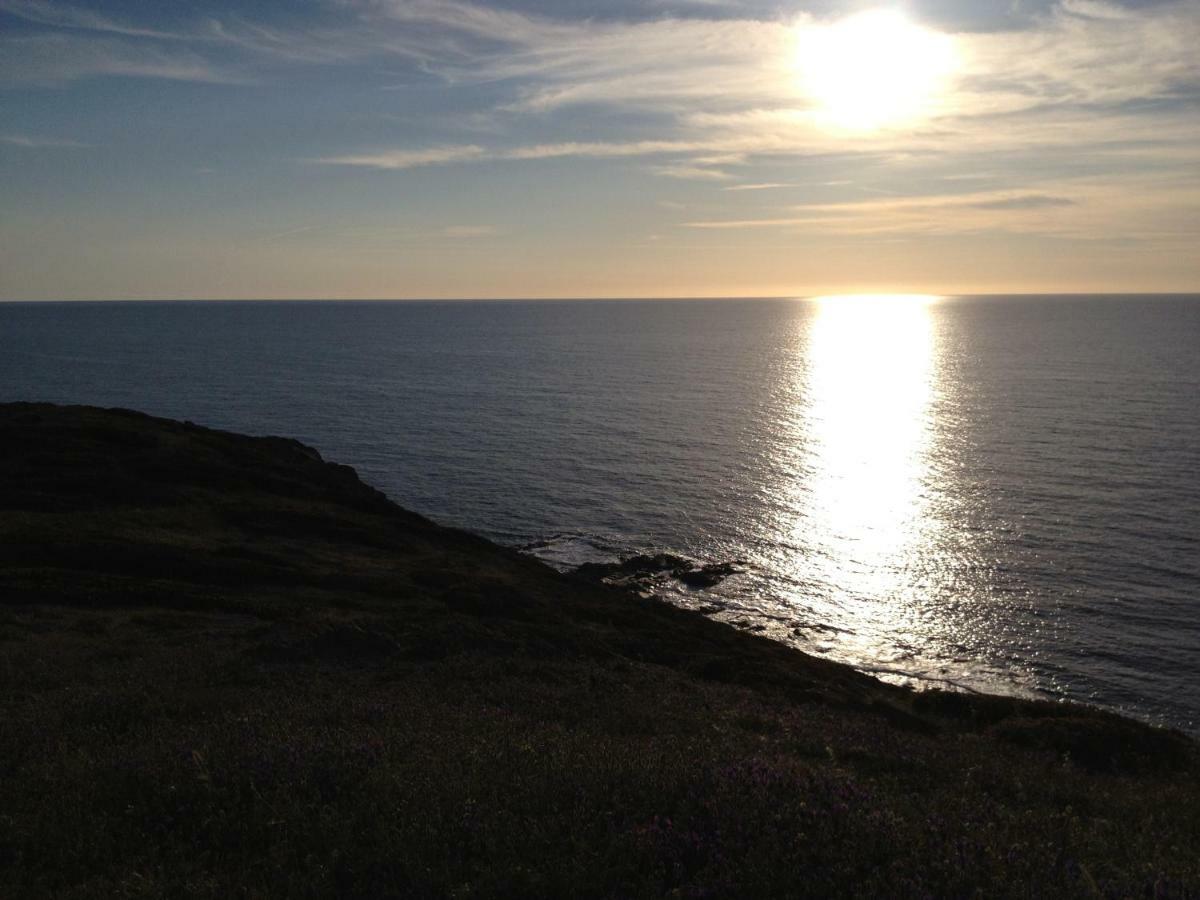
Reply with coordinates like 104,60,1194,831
1,0,1198,298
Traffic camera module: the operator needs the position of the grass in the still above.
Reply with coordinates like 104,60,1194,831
1,403,1196,898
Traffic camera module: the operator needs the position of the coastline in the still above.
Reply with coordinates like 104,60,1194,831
6,295,1198,735
521,538,1035,704
1,402,1195,897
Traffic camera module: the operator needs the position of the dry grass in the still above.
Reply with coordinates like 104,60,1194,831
1,403,1196,898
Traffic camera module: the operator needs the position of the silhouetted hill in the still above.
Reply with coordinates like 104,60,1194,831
1,403,1195,898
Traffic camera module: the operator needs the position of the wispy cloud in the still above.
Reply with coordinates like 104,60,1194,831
0,1,381,85
313,138,787,170
0,0,184,40
722,182,799,191
651,164,733,180
284,0,1200,204
359,0,1200,122
1058,0,1134,21
3,0,1199,282
253,221,499,244
969,194,1076,210
1,133,90,148
682,179,1200,243
315,145,488,169
0,34,251,85
683,189,1087,230
7,0,1198,128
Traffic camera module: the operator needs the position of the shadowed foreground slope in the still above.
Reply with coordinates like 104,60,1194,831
0,403,1196,898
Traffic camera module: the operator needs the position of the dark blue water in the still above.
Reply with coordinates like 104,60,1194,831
3,296,1198,732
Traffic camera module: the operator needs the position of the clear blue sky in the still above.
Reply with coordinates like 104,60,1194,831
2,0,1197,298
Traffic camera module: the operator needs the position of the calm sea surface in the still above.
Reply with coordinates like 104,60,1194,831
3,296,1198,732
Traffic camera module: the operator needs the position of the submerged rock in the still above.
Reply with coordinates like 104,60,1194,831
573,553,744,591
677,561,742,588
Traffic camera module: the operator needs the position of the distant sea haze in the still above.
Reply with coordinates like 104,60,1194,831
3,295,1198,733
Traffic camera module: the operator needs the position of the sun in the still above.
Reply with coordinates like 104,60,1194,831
795,9,958,132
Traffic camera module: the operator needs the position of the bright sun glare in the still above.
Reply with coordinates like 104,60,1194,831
796,9,958,132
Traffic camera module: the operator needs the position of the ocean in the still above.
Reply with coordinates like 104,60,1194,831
3,295,1198,732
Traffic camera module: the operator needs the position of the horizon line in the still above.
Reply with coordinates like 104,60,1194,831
2,292,1200,304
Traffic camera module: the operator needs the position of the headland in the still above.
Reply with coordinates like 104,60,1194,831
1,403,1195,897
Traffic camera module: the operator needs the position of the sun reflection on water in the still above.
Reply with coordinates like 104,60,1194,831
785,294,942,667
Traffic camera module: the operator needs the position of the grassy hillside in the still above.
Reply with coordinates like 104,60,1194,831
1,403,1195,898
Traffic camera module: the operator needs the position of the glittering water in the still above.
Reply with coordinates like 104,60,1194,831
3,296,1198,731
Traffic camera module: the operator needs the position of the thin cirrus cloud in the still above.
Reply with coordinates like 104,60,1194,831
0,33,251,85
0,0,392,83
5,1,1198,136
374,0,1200,115
683,192,1083,230
722,183,801,191
257,222,497,243
1,0,1198,297
969,194,1077,210
651,164,736,181
683,177,1200,243
0,0,185,39
1,133,90,148
312,139,775,169
300,0,1200,185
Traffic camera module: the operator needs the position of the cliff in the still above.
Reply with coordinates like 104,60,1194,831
1,403,1195,898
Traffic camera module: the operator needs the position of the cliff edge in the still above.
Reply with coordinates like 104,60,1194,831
1,403,1195,898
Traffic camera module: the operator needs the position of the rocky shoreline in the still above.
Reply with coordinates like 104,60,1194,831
571,552,745,592
1,402,1196,898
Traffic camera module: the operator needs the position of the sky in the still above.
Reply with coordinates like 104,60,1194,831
1,0,1198,299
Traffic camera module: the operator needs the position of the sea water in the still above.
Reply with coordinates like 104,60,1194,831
3,295,1197,732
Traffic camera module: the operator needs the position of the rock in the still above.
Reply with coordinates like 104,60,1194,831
573,554,744,591
621,553,694,576
573,553,686,584
677,561,742,588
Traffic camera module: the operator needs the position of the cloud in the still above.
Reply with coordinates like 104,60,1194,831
956,1,1200,115
314,145,487,169
0,0,184,39
252,221,499,244
505,140,701,160
0,1,398,85
0,133,90,148
681,178,1200,243
365,0,1200,124
7,0,1198,125
650,164,733,180
683,189,1089,230
969,194,1077,210
0,34,250,85
3,0,1198,257
722,182,799,191
301,0,1200,199
313,138,791,171
1059,0,1134,20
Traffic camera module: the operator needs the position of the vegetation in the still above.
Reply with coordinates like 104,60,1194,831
1,403,1196,898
